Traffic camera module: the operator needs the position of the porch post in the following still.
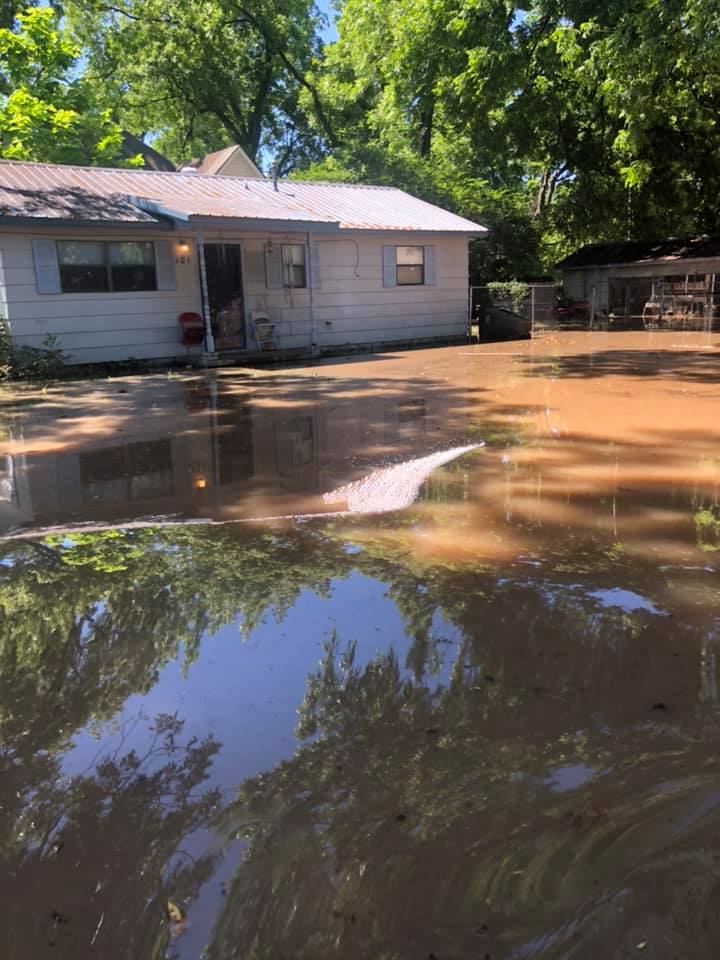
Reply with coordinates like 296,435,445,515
196,231,217,356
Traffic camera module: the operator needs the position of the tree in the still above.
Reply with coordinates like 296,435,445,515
0,7,134,165
296,0,720,274
67,0,333,170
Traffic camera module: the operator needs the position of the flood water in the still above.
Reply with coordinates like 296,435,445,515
2,331,720,958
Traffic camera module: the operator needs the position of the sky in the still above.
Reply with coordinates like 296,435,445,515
317,0,339,43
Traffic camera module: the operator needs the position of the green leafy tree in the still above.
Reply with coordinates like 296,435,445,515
297,0,720,274
0,7,135,165
67,0,334,170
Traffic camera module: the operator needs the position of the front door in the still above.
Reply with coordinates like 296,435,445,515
204,244,246,350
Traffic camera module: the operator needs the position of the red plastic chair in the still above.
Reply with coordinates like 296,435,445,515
178,312,205,347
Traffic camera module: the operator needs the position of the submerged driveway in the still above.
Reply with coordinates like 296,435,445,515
2,330,720,959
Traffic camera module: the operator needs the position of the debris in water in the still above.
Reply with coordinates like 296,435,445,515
166,900,184,923
166,899,187,938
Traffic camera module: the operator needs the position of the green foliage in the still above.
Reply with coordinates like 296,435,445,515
0,319,66,379
694,507,720,552
487,280,530,311
67,0,329,169
296,0,720,274
0,7,136,165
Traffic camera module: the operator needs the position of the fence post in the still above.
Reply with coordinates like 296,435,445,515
530,284,535,336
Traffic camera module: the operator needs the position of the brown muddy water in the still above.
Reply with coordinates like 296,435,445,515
2,331,720,959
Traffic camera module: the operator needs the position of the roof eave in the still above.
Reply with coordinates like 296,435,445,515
0,215,172,230
558,253,720,271
336,225,488,235
186,216,341,232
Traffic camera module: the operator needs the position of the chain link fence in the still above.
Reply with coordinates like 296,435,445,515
469,283,558,338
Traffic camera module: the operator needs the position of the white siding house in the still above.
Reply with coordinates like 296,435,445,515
0,161,484,365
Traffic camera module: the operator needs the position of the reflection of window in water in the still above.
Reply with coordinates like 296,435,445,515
80,440,174,504
274,417,315,478
218,411,255,485
0,455,15,502
396,399,426,439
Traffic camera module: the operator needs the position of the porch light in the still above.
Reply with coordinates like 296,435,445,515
193,475,207,490
177,240,190,256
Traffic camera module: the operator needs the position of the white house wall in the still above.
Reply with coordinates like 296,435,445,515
236,231,469,350
0,229,202,364
0,228,470,364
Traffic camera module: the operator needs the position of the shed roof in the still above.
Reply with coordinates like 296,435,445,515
0,160,486,233
557,235,720,270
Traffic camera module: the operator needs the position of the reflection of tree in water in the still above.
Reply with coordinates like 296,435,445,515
0,713,220,959
205,564,720,960
0,524,355,958
2,522,720,957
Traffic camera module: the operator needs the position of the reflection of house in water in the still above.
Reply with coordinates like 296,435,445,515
79,441,174,505
0,379,471,534
394,399,426,440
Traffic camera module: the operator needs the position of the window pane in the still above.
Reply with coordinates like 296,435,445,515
397,264,424,285
283,244,306,287
288,244,305,266
57,240,108,293
109,241,155,266
397,245,424,266
109,241,157,292
57,241,105,265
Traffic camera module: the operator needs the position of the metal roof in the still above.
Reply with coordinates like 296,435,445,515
0,160,487,233
556,235,720,270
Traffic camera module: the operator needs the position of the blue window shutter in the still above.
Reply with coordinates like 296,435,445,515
424,245,437,285
382,246,396,287
31,239,61,294
155,240,176,290
309,244,321,289
265,242,283,289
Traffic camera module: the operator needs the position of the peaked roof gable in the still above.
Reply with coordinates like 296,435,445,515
194,145,262,178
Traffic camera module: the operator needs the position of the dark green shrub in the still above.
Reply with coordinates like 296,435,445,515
0,321,66,380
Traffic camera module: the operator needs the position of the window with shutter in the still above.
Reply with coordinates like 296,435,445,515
39,239,167,293
396,246,424,285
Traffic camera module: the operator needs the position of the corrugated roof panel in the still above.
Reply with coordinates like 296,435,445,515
0,160,487,233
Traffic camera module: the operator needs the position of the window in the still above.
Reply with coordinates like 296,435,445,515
109,242,157,291
80,440,174,504
56,240,157,293
57,241,109,293
396,245,424,285
283,244,306,288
